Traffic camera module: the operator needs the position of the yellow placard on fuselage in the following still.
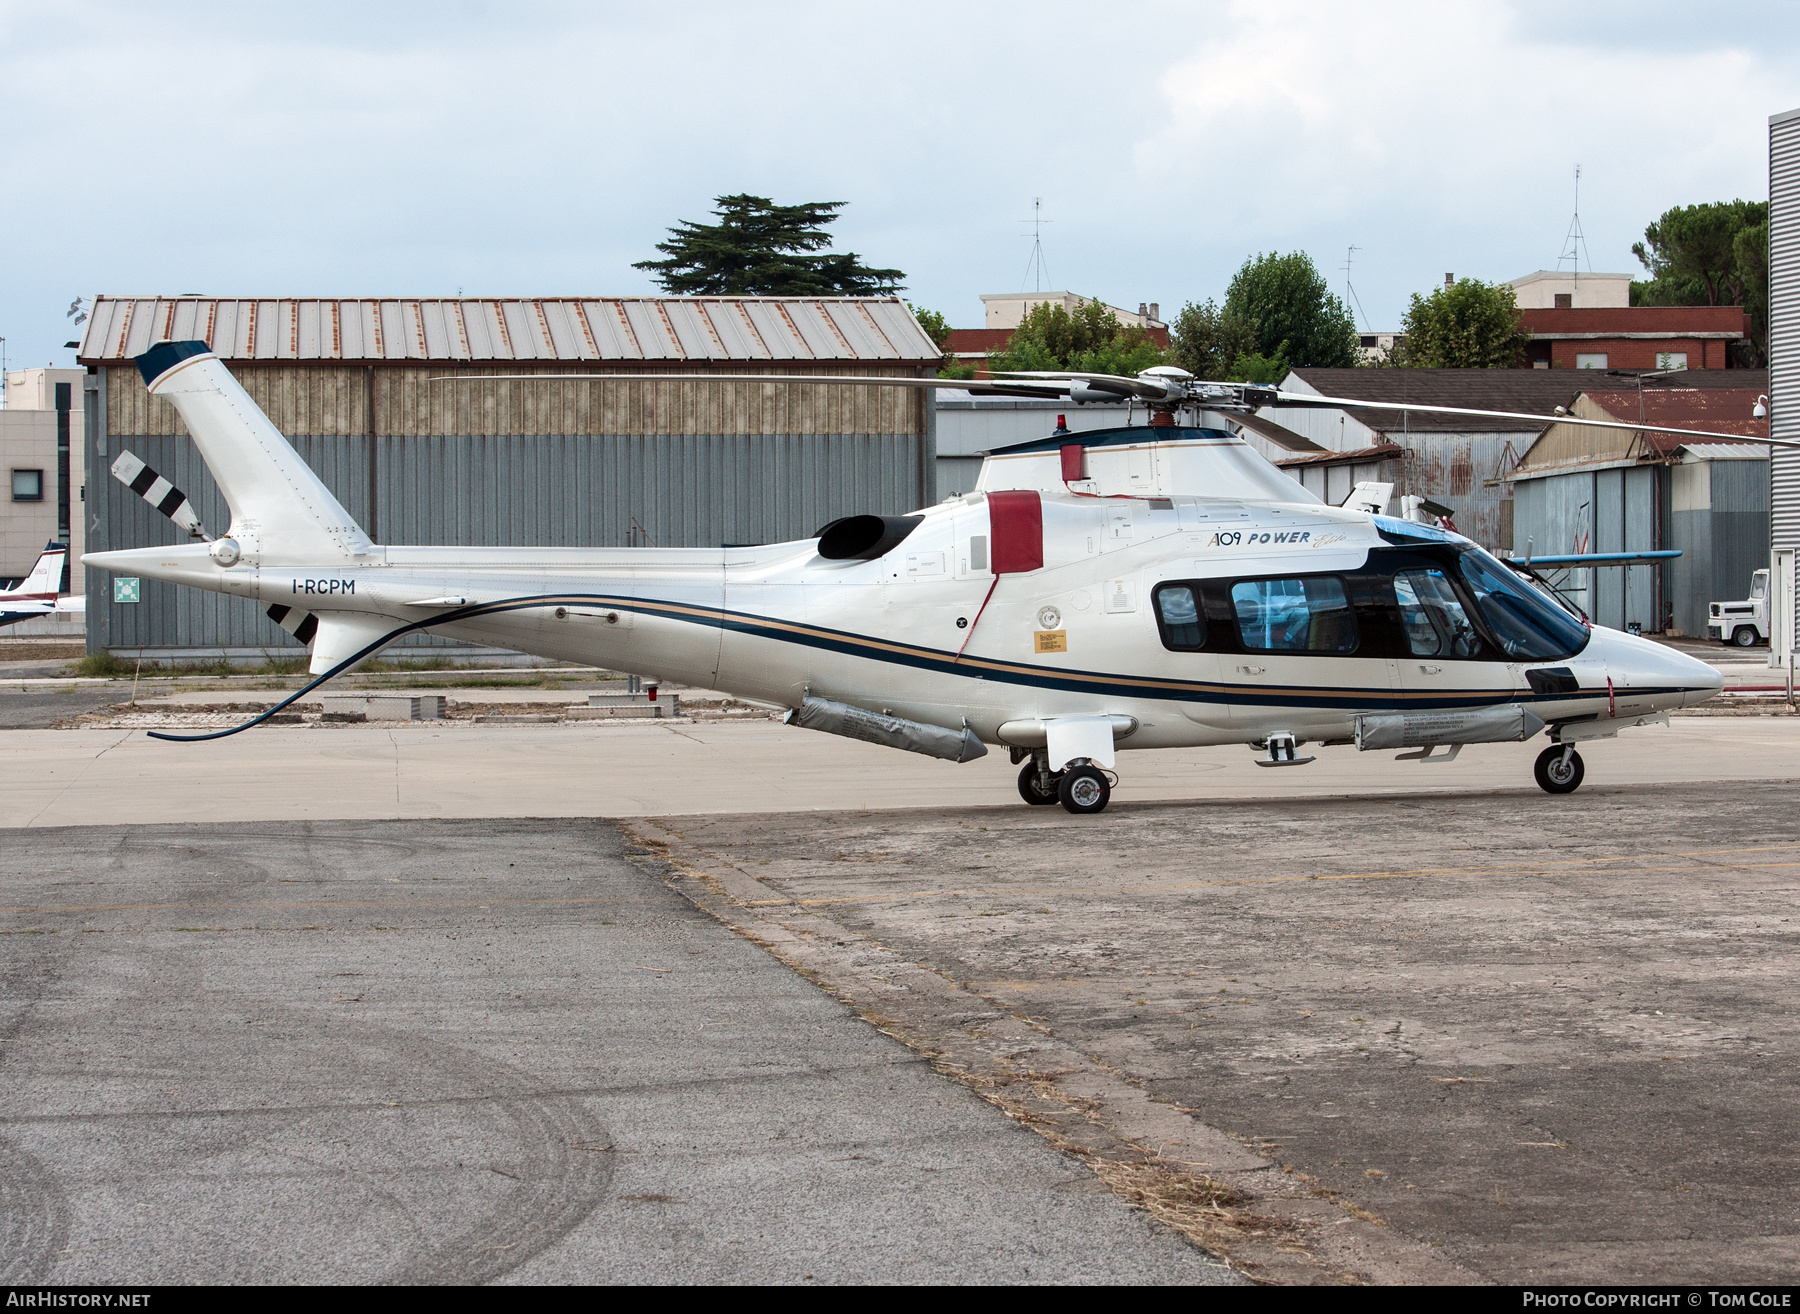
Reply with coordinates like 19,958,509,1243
1034,630,1068,654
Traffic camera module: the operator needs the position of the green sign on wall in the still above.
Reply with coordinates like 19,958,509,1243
113,577,140,604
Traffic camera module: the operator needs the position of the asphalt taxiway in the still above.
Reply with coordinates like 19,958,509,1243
0,819,1227,1285
3,710,1798,1283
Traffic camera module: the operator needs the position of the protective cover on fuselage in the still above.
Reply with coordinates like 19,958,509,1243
977,425,1319,505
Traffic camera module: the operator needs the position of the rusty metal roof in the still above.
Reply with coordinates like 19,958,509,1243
77,296,939,365
1583,388,1770,450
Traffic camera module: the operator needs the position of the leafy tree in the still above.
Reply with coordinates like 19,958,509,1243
1222,252,1358,369
986,298,1165,377
1396,277,1530,368
1168,299,1260,379
907,303,952,354
905,303,976,378
634,194,905,295
1630,200,1768,366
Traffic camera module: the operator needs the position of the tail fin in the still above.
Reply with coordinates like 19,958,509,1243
0,542,66,600
135,341,372,560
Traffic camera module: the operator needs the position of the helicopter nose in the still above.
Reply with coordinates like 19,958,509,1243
1601,629,1724,708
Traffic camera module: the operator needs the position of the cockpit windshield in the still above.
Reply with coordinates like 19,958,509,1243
1456,548,1590,661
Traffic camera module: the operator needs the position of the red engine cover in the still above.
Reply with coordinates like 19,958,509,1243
987,489,1044,574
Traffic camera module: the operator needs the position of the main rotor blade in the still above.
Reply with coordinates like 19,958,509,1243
428,371,1146,401
433,372,987,389
1266,389,1795,451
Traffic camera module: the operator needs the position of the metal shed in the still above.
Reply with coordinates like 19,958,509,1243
77,296,941,658
1772,106,1800,662
1508,387,1769,635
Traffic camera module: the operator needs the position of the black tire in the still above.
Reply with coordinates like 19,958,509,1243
1733,627,1760,648
1017,762,1060,806
1057,765,1111,815
1534,745,1584,794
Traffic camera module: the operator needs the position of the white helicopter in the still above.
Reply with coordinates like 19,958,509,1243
89,342,1760,814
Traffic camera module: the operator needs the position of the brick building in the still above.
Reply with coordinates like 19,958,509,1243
1516,304,1750,370
1506,269,1749,369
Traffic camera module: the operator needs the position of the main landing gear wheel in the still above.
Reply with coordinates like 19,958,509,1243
1058,765,1111,815
1534,744,1585,794
1017,762,1060,806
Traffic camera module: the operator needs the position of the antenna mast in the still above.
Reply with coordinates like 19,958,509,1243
1342,244,1371,331
1558,165,1590,287
1020,198,1052,293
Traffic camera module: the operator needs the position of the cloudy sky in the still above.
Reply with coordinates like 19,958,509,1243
1,0,1796,370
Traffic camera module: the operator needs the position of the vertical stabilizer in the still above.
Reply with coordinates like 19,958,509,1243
0,542,66,600
135,341,372,561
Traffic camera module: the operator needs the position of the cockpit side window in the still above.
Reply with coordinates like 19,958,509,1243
1393,569,1483,659
1456,548,1590,661
1153,583,1206,651
1230,576,1359,654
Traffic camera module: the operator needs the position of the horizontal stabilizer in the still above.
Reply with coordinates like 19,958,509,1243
303,611,403,676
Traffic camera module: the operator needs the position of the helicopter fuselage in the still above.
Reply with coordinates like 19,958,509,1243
109,480,1721,755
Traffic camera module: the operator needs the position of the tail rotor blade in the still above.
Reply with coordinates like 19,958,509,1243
110,450,209,540
265,604,318,645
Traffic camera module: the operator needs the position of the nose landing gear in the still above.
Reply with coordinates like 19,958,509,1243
1534,743,1585,794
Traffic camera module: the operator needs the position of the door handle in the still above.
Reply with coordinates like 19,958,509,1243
1419,664,1443,674
1238,664,1266,675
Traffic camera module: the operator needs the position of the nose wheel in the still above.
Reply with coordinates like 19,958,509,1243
1534,744,1585,794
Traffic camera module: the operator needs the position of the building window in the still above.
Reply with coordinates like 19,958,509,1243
1655,352,1689,370
1554,293,1572,309
11,469,44,502
1575,353,1608,369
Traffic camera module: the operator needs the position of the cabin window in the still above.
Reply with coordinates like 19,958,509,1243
1230,577,1358,654
1393,569,1483,658
1153,583,1206,650
1456,548,1589,660
11,469,43,502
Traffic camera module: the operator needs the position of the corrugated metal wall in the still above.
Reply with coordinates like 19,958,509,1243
1514,472,1597,620
1772,108,1800,658
1707,459,1773,631
89,363,929,653
1517,461,1766,635
106,365,921,440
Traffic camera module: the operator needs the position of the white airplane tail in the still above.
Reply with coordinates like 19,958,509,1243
135,341,373,561
0,542,65,600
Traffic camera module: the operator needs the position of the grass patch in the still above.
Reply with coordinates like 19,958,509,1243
71,653,136,678
70,653,311,679
360,657,459,672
